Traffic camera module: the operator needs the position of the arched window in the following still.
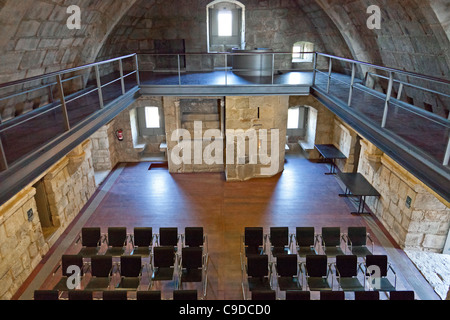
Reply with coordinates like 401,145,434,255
207,0,245,52
292,41,314,63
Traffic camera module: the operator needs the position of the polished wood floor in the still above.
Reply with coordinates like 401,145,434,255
16,154,439,300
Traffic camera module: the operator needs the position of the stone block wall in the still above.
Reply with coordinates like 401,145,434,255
90,121,119,171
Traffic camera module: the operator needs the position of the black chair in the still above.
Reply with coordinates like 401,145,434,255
104,227,128,257
52,254,85,292
335,255,364,291
34,290,59,300
268,227,290,258
173,290,198,300
251,290,276,300
116,255,146,290
346,227,374,258
320,291,345,300
354,291,380,300
151,246,177,286
68,290,93,300
102,290,128,300
320,227,345,258
136,290,162,300
76,227,103,257
184,227,206,248
364,255,396,292
390,291,415,300
275,254,302,293
131,227,153,257
285,290,310,300
158,227,179,249
84,255,113,291
295,227,318,258
178,247,208,298
243,254,272,300
303,255,332,291
243,227,265,256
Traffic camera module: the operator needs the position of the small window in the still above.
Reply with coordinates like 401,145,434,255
292,41,314,63
218,10,233,36
145,106,160,128
287,107,300,129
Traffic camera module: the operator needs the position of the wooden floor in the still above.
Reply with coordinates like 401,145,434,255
16,154,440,300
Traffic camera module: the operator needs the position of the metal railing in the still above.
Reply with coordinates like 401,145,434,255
312,52,450,166
0,53,139,170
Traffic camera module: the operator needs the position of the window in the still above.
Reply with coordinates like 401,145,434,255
145,106,160,128
287,107,300,129
292,42,314,63
218,10,233,36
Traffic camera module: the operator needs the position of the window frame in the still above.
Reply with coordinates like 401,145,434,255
292,41,315,63
138,106,165,136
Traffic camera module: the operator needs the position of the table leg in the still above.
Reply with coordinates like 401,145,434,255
351,196,369,215
339,188,350,197
325,160,335,175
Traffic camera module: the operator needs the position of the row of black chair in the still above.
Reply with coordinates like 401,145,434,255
76,227,208,258
34,289,198,300
250,289,415,300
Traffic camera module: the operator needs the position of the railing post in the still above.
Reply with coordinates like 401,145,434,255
0,138,8,171
94,65,104,109
56,74,70,131
327,57,333,93
381,72,394,128
119,59,126,95
348,63,356,106
177,54,181,86
135,54,141,86
225,54,228,86
396,82,403,100
271,53,275,85
444,136,450,166
312,52,318,87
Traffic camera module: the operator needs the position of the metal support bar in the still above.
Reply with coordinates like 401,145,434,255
0,138,8,171
225,54,228,86
135,54,141,86
56,74,70,131
271,53,275,85
119,59,126,95
381,72,394,128
444,137,450,166
177,55,181,86
94,65,104,109
312,52,318,86
396,83,403,100
327,58,333,93
348,63,356,106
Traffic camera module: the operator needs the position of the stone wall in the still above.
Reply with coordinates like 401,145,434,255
90,121,119,171
0,139,97,300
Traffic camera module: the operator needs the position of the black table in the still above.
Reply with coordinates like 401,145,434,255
337,172,381,215
315,144,347,175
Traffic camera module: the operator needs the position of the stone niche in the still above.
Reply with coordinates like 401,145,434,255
225,96,288,181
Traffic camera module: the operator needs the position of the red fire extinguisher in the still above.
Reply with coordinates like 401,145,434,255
116,129,124,141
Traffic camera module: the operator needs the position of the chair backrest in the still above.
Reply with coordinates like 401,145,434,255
296,227,315,247
159,227,178,246
251,290,276,300
354,291,380,300
305,255,327,277
247,254,269,278
61,255,84,277
365,255,388,277
320,291,345,300
276,254,298,277
182,247,203,269
270,227,289,247
120,255,142,277
137,291,162,300
34,290,59,300
390,291,415,300
347,227,367,246
153,246,175,268
68,290,93,300
90,255,113,277
103,290,128,300
133,227,153,247
81,227,101,247
173,290,198,300
184,227,204,247
107,227,127,247
321,227,341,246
244,227,263,247
336,255,358,277
285,290,310,300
